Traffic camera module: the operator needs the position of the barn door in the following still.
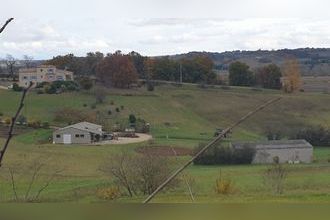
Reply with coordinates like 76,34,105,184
63,134,72,144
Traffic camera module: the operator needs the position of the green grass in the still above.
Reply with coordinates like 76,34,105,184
1,85,330,203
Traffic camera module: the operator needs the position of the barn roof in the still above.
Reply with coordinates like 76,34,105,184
233,140,313,150
58,122,103,135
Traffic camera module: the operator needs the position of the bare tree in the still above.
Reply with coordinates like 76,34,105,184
3,156,63,202
263,157,288,195
0,82,33,167
5,54,18,80
22,55,34,68
0,18,14,34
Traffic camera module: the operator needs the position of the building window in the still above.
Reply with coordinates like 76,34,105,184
75,134,80,138
40,69,43,72
30,76,37,80
80,134,85,138
23,76,28,80
56,134,61,138
57,76,64,80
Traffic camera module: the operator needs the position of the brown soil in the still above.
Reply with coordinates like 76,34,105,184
136,146,193,157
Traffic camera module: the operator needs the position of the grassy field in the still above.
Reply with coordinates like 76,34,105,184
0,85,330,203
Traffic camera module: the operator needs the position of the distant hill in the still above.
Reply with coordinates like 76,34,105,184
168,48,330,76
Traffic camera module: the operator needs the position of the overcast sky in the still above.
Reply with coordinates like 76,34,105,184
1,0,330,59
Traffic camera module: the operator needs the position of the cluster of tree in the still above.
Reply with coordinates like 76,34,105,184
146,56,216,84
228,60,302,92
0,55,35,80
291,125,330,147
229,61,282,89
193,143,256,165
46,51,217,88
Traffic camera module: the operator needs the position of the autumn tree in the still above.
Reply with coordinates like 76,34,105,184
96,52,138,88
255,64,282,89
128,51,146,79
85,52,104,75
282,59,302,93
229,61,255,86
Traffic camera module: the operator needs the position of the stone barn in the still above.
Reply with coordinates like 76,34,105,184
233,140,313,164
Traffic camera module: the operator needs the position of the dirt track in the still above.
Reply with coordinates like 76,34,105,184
94,133,153,145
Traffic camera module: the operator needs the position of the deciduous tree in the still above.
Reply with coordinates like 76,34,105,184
282,59,302,93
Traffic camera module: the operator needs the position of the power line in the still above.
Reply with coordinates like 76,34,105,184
143,96,282,203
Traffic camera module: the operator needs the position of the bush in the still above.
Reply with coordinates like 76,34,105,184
78,77,93,90
27,120,41,128
0,112,3,117
4,117,11,125
129,114,136,125
193,143,256,165
147,83,154,91
115,108,120,113
96,187,121,201
120,105,124,110
36,89,44,94
108,110,112,115
12,83,23,92
215,172,234,195
90,103,97,109
292,125,330,146
42,122,50,129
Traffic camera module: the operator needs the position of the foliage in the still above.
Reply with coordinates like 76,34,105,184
41,81,79,94
96,51,138,88
4,117,11,125
78,76,93,90
292,126,330,146
27,120,41,128
255,64,282,89
215,170,234,195
193,143,256,165
12,83,23,92
129,114,137,125
96,186,121,201
282,59,302,93
229,61,255,86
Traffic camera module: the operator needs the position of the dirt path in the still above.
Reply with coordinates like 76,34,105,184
94,133,153,145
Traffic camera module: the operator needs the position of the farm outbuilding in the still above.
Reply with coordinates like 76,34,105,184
53,122,105,144
233,140,313,164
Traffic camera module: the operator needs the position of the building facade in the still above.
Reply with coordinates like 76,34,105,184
233,140,313,164
18,65,74,87
53,122,104,145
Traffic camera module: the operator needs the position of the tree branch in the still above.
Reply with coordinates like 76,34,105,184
0,18,14,34
0,82,33,167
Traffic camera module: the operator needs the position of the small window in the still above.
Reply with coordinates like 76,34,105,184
75,134,80,138
23,76,28,80
56,134,61,138
80,134,85,138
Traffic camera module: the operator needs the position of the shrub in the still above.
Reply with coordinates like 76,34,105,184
27,120,41,128
90,103,97,109
36,89,44,94
0,112,3,117
110,100,115,105
108,110,112,115
193,143,256,165
83,103,88,107
263,159,287,195
96,187,121,201
42,122,50,129
129,114,136,125
78,77,93,90
292,125,330,146
12,83,23,92
4,117,11,125
147,83,154,91
115,108,120,113
215,170,234,195
120,105,124,110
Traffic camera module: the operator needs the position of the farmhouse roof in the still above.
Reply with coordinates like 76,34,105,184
233,140,313,150
59,122,103,135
